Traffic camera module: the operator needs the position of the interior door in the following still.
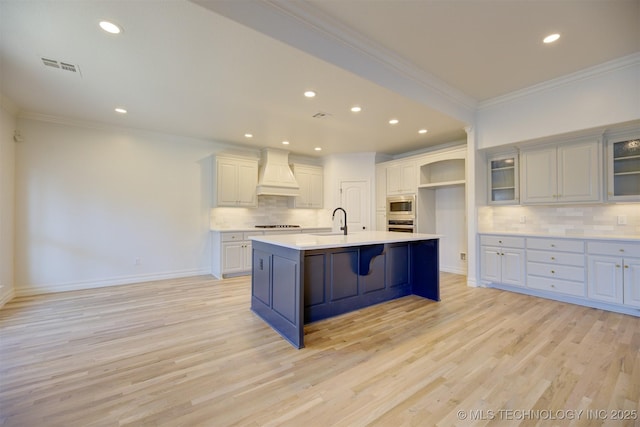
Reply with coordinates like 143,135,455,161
339,180,370,232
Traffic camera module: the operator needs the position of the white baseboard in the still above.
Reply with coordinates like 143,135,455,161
15,268,212,297
489,283,640,318
0,288,15,309
440,265,467,275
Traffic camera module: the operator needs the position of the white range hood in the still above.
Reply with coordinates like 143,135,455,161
256,148,300,197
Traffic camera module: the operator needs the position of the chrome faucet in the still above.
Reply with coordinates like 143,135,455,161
332,207,348,235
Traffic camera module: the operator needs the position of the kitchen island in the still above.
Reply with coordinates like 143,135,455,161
250,231,441,348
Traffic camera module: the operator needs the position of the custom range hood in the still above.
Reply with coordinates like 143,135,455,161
256,148,300,196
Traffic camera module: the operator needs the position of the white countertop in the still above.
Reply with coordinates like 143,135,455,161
211,226,331,233
479,231,640,242
250,230,441,250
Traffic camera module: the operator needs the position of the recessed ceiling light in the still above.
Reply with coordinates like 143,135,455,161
389,119,399,125
282,141,290,145
304,90,317,98
543,33,560,44
351,106,362,113
114,107,127,114
244,133,253,138
418,129,428,134
314,147,322,151
99,20,122,34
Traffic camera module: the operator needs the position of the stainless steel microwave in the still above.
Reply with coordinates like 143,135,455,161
386,194,415,218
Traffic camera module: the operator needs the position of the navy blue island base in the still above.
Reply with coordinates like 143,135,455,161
250,232,440,349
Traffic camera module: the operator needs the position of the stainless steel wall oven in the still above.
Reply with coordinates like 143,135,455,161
387,194,415,233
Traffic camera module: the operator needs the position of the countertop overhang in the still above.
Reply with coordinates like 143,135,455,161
249,230,441,250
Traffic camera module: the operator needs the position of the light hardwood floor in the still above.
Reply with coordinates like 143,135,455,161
1,273,639,426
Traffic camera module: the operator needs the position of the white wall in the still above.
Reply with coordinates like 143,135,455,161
323,152,377,231
476,55,640,150
435,186,467,275
14,117,231,296
0,102,16,306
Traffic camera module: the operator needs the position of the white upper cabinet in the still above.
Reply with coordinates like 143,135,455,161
213,156,258,207
290,164,323,209
520,138,601,204
386,160,416,195
606,131,640,202
488,152,518,205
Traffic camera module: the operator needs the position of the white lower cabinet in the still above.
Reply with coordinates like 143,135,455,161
481,234,640,316
526,237,586,297
213,231,261,278
480,235,525,287
587,241,640,308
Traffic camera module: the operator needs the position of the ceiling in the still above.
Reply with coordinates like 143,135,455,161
1,0,638,157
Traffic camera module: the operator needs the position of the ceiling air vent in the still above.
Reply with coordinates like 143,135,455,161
42,57,60,69
312,111,331,119
41,57,81,76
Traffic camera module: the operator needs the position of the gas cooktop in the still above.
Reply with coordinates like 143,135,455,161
255,224,301,229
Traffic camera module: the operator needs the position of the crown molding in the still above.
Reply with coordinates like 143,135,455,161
191,0,476,124
478,52,640,110
265,0,477,111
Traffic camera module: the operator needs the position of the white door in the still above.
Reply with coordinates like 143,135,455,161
557,140,600,203
340,180,370,233
520,147,557,204
501,248,525,287
480,246,501,283
623,257,640,308
587,255,623,303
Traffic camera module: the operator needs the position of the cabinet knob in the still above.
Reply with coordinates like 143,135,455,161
625,265,629,269
550,244,555,248
551,270,555,274
551,284,556,288
498,240,502,243
616,264,621,268
551,257,555,260
501,253,505,256
620,249,625,252
496,251,500,255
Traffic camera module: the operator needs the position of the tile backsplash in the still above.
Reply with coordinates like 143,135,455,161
210,195,332,229
479,204,640,236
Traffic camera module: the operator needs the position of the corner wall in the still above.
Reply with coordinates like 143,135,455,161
0,102,16,307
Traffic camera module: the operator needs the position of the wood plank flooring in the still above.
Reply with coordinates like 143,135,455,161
1,273,639,426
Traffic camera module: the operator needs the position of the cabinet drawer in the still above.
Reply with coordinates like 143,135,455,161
587,241,640,256
527,250,585,267
480,235,525,248
527,275,586,297
221,232,244,242
527,261,585,281
527,237,584,253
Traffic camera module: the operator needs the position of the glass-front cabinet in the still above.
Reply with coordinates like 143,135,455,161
608,134,640,201
488,152,519,205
